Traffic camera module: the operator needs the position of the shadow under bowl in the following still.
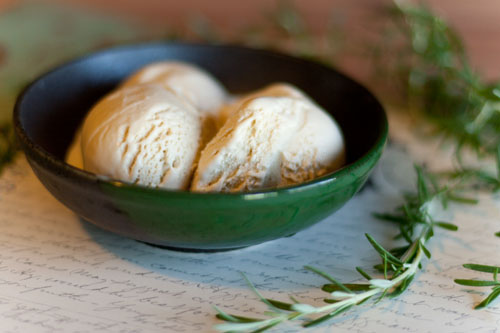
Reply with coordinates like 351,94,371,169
14,42,387,250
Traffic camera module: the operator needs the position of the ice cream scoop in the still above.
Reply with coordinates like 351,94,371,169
122,61,227,115
122,61,228,144
236,83,345,186
217,83,306,128
80,84,202,190
281,101,345,186
192,85,345,192
191,96,309,192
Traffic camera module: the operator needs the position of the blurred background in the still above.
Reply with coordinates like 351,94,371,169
1,0,500,123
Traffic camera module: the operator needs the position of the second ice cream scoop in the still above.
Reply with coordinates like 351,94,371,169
191,96,309,192
217,83,306,128
193,84,345,192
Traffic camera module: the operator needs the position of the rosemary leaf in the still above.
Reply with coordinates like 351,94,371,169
454,279,500,287
398,226,413,244
303,304,353,328
265,299,294,311
322,298,339,304
424,227,434,241
214,307,263,323
463,264,500,273
496,143,500,180
305,265,351,293
365,234,404,267
447,195,479,205
241,272,280,311
416,165,430,203
321,283,371,293
420,242,431,259
475,287,500,310
356,266,373,280
373,213,409,224
434,222,459,231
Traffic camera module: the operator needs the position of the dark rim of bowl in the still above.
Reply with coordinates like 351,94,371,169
13,41,388,198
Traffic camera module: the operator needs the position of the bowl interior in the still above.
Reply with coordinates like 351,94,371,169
17,42,384,169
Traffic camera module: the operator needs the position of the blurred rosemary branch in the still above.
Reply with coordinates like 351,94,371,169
387,0,500,161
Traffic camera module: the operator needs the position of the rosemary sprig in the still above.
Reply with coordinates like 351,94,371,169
215,166,462,331
385,0,500,159
455,264,500,309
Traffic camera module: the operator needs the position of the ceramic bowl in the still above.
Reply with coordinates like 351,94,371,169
14,42,387,250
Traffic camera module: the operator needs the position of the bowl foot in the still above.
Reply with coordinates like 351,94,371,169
139,241,247,252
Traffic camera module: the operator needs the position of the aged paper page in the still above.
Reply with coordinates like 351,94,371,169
0,113,499,333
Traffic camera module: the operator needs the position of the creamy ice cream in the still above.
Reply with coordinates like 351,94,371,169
66,61,344,192
191,96,308,192
122,61,227,116
281,101,345,186
217,83,306,128
122,61,228,144
192,84,345,192
67,61,227,174
80,84,202,190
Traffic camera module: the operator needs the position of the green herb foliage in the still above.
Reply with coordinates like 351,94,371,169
382,0,500,160
214,167,465,332
455,264,500,309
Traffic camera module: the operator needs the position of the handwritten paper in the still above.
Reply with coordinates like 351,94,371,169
0,114,499,332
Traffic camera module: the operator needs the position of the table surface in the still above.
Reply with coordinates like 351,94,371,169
0,1,499,332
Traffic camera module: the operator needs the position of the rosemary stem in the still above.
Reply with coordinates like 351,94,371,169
298,288,380,317
467,102,492,134
307,242,425,316
401,224,430,263
391,239,424,286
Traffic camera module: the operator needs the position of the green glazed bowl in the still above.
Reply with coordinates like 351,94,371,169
14,42,387,250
